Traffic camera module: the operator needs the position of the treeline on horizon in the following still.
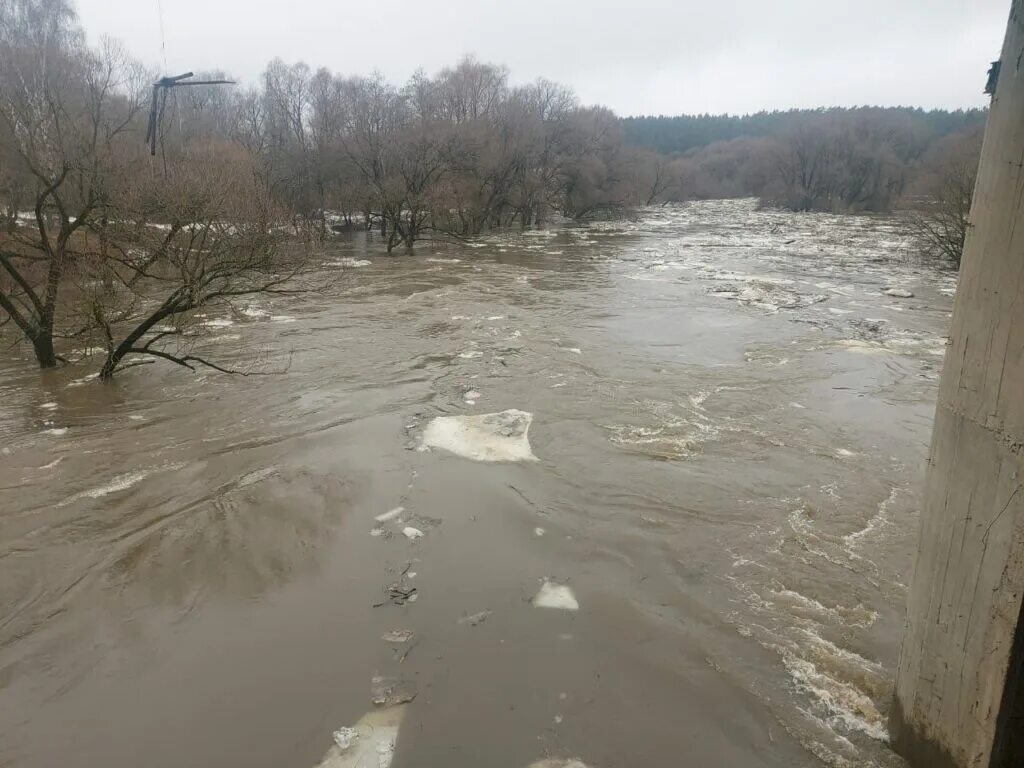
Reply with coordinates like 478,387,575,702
619,107,987,213
621,108,987,155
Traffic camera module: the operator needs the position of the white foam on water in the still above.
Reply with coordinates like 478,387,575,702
314,705,406,768
43,427,68,436
241,305,269,318
835,448,857,458
271,315,297,323
421,410,537,462
85,470,151,498
457,350,483,359
426,257,461,264
527,759,591,768
784,654,889,743
532,581,579,611
202,318,234,328
40,402,57,410
402,526,424,540
844,487,898,549
238,467,277,487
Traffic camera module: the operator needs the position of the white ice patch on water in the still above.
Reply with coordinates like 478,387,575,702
43,427,68,436
402,526,424,540
314,706,406,768
422,410,537,462
375,506,405,523
66,373,99,387
532,581,579,610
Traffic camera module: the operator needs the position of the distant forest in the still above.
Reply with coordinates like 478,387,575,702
618,107,987,213
621,108,987,155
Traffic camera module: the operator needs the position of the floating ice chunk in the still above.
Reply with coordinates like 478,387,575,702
534,527,546,537
883,288,914,298
40,402,57,410
375,506,405,523
382,629,414,643
43,427,68,436
314,705,407,768
129,414,145,421
563,347,582,355
402,526,424,540
421,410,537,462
332,727,359,751
527,760,591,768
532,581,578,611
458,610,492,626
835,448,857,458
464,390,481,401
371,676,417,707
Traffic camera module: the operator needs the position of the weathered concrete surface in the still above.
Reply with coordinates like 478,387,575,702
890,4,1024,767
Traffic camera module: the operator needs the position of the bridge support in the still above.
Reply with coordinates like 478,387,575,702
891,4,1024,767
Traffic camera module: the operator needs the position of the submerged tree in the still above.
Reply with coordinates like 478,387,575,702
86,143,311,379
0,0,143,366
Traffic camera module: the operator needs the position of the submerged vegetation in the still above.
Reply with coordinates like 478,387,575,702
0,0,984,375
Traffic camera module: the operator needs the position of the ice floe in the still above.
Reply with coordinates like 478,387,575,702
532,580,578,611
315,705,407,768
421,409,537,462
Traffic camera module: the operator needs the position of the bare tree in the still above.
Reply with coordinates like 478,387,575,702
88,143,311,378
0,0,144,366
906,129,983,268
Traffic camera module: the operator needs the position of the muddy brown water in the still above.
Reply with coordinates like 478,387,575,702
0,200,957,768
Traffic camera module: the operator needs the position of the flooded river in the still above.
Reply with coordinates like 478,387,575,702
0,199,956,768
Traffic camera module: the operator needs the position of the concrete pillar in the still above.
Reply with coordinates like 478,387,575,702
890,4,1024,767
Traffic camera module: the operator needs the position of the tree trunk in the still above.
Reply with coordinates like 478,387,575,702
32,331,57,368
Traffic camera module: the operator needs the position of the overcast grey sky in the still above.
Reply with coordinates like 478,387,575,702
75,0,1009,116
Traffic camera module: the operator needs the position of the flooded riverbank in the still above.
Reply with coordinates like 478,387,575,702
0,199,955,767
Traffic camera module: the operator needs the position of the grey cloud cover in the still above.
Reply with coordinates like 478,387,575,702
77,0,1009,114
